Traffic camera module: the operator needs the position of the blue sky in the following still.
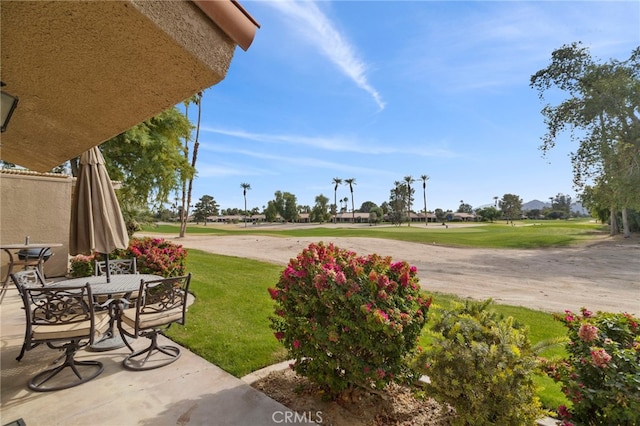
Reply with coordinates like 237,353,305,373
186,0,639,213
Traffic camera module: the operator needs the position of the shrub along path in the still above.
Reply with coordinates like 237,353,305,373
138,231,639,316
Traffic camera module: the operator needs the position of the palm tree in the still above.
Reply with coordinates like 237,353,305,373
241,182,251,227
392,181,403,226
404,175,415,226
344,178,356,223
421,174,430,226
332,177,342,223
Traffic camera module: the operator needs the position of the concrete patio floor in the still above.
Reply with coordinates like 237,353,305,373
1,288,311,426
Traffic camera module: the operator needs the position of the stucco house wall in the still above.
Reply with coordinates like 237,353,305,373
1,171,72,279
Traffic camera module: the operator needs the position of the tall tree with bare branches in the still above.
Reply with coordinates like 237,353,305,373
531,42,640,237
179,92,203,238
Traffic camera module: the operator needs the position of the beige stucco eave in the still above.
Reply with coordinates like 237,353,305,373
0,0,260,173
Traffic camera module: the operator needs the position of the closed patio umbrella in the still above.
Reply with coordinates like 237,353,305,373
70,146,128,282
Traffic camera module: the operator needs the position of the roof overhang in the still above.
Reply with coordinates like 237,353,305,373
0,0,259,172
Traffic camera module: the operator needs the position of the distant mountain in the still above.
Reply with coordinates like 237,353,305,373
476,199,589,215
478,200,551,210
522,200,549,211
520,199,588,215
570,202,588,215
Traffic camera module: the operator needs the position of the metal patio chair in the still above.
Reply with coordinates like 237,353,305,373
10,268,47,291
10,269,48,361
19,283,109,391
117,273,191,370
94,258,137,276
94,258,139,302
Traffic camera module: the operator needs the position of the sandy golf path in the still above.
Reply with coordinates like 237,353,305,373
140,230,640,316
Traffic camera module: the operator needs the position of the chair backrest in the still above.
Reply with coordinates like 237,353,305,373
10,269,47,294
95,258,137,276
21,283,97,344
133,274,191,332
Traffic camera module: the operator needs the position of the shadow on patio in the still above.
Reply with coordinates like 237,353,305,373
1,288,310,426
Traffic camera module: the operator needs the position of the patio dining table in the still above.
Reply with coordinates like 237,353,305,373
41,274,161,351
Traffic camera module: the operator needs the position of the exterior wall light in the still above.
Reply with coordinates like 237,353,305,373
1,82,19,133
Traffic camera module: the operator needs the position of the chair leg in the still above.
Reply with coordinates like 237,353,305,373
122,332,181,371
115,301,138,354
28,341,103,392
16,332,29,361
120,328,136,353
16,339,43,361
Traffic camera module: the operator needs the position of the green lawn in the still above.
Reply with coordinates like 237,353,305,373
153,220,604,411
165,249,570,410
146,219,606,248
165,250,288,375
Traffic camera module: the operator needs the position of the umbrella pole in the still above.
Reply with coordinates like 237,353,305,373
104,253,111,283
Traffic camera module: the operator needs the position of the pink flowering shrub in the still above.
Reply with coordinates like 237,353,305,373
268,242,431,397
68,237,187,278
126,237,187,277
69,254,96,277
577,323,599,342
542,308,640,425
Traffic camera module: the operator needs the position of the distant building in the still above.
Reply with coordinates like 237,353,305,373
208,214,267,224
334,212,372,223
447,212,476,221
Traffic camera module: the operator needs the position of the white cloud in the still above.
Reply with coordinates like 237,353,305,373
195,164,264,178
399,2,639,92
265,0,385,110
201,142,391,176
201,126,459,158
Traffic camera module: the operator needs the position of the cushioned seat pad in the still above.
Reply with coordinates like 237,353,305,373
32,311,110,340
121,307,183,330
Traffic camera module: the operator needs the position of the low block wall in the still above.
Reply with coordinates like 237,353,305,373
1,170,72,279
